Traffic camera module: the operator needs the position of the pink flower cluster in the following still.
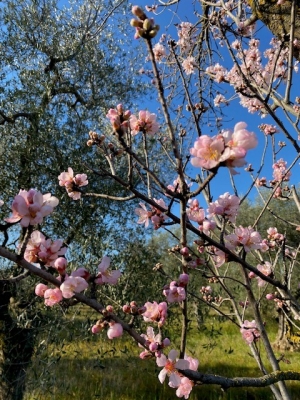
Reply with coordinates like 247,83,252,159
25,230,67,267
139,326,170,358
186,199,216,233
177,22,196,53
35,275,89,306
95,256,121,285
271,158,291,183
130,110,159,135
207,192,240,223
58,167,88,200
6,189,58,227
267,227,284,248
135,199,167,229
240,320,260,344
167,177,192,194
182,56,196,75
91,318,124,340
249,262,273,287
163,275,189,303
153,43,166,63
107,105,159,136
190,122,257,172
142,301,168,327
225,226,268,253
207,39,289,114
156,350,198,399
259,124,279,136
106,104,131,133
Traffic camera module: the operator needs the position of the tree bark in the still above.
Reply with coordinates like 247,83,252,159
248,0,300,60
0,281,35,400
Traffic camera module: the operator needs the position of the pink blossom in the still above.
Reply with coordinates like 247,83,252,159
107,322,123,339
173,377,193,399
182,56,196,75
71,267,90,280
106,105,131,132
95,256,121,285
44,288,63,306
225,226,266,252
60,276,89,298
272,158,291,182
35,283,48,297
167,177,192,194
140,326,168,357
163,284,186,303
156,350,189,385
214,94,228,107
211,247,227,268
190,135,225,170
266,293,276,300
91,324,102,334
143,301,168,326
135,202,152,227
207,192,240,223
6,189,59,227
130,110,159,135
221,122,258,161
240,320,260,344
177,22,196,52
25,230,67,267
58,168,88,200
54,257,68,274
256,262,272,286
153,43,166,62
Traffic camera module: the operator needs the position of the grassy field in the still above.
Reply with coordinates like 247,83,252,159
24,310,300,400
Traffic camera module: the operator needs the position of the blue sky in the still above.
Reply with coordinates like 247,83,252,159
130,2,300,203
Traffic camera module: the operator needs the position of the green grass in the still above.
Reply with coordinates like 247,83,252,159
24,311,300,400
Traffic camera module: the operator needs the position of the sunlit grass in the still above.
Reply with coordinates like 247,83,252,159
24,309,300,400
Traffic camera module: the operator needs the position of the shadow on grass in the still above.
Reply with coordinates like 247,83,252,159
25,352,300,400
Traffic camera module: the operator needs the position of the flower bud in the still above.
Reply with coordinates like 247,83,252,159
148,29,158,38
106,305,114,313
143,19,153,31
91,324,102,334
87,139,94,146
149,342,158,352
132,6,147,20
180,247,189,257
122,304,131,313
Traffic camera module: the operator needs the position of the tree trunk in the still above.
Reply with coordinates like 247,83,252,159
0,281,35,400
248,0,300,60
274,307,300,351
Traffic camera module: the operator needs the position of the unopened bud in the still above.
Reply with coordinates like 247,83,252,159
106,305,114,313
132,6,147,20
130,18,143,28
148,29,158,38
87,139,94,146
143,19,153,31
122,304,131,313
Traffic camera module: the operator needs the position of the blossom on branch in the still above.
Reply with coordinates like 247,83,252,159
240,320,260,344
130,110,159,135
60,276,89,298
142,301,168,327
58,167,88,200
5,189,59,227
25,230,67,267
95,256,121,285
156,349,189,385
